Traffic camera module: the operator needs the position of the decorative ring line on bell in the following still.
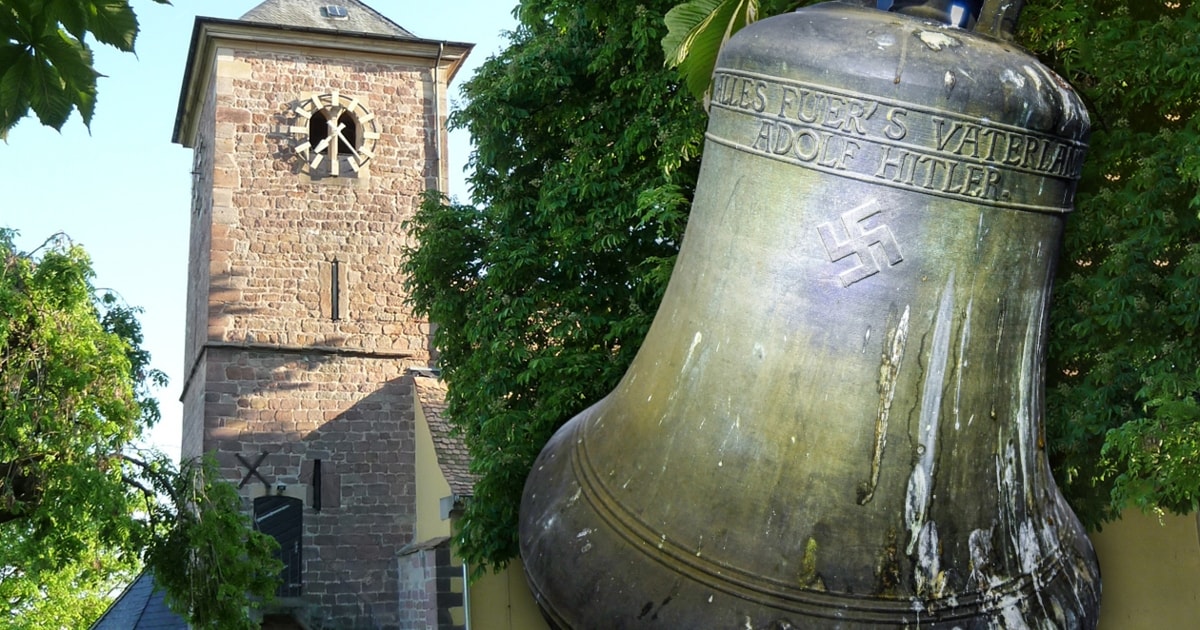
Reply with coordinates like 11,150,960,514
568,424,1070,622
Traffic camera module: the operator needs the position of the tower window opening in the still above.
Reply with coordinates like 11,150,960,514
336,112,357,157
309,111,359,159
309,111,329,152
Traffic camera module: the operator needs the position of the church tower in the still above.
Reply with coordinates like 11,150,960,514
172,1,471,626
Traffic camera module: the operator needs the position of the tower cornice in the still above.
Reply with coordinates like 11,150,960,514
172,16,472,148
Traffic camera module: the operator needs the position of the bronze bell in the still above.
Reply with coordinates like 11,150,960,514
519,1,1101,627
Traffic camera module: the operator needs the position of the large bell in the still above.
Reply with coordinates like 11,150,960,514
520,1,1101,627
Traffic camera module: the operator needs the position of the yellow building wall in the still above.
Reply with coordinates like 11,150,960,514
413,394,453,543
412,385,548,629
1092,510,1200,628
468,558,549,630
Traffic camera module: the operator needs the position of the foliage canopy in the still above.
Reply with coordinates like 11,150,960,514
1020,0,1200,528
0,0,170,138
403,0,709,571
406,0,1200,572
0,230,280,629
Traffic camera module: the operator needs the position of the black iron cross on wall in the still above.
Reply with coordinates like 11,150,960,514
237,452,272,491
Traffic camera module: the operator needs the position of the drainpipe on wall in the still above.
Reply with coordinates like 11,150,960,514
433,42,445,193
462,560,473,630
442,494,473,629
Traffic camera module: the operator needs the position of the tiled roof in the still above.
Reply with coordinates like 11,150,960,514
413,375,477,497
90,572,189,630
239,0,414,37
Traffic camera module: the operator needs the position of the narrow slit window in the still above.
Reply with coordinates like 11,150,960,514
319,258,347,321
312,459,323,511
300,459,339,509
330,258,341,321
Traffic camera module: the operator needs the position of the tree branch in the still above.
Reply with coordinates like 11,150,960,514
120,454,182,507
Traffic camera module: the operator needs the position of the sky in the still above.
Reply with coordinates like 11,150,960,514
0,0,518,461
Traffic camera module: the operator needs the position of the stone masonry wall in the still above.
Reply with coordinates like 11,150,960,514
205,47,436,358
397,542,466,630
204,347,417,628
397,544,439,629
181,60,218,461
181,41,447,628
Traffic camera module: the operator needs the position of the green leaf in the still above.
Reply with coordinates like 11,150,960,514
46,0,92,42
38,30,98,127
25,47,73,129
0,0,38,31
0,45,36,134
0,2,33,48
663,0,759,102
84,0,140,52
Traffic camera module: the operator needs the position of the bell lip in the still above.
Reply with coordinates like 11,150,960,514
519,394,1101,626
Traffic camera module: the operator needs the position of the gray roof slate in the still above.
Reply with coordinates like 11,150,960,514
413,375,478,497
90,572,189,630
239,0,414,37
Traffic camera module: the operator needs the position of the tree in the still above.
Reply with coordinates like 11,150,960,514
1020,0,1200,529
0,230,280,629
0,0,169,138
402,0,714,572
406,0,1200,571
0,548,136,630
